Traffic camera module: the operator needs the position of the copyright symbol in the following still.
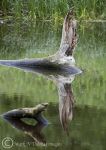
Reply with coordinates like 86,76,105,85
2,137,13,149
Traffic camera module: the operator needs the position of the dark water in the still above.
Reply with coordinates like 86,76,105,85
0,21,106,150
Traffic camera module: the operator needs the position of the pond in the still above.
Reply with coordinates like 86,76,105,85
0,21,106,150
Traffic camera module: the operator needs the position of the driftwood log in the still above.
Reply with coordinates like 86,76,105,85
3,103,48,124
0,10,81,75
2,103,48,144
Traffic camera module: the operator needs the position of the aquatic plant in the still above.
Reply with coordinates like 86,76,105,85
0,0,105,24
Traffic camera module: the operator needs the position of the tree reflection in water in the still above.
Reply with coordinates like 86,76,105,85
2,63,81,138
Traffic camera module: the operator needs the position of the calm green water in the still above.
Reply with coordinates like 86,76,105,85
0,21,106,150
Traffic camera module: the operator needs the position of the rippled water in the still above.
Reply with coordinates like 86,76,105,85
0,21,106,150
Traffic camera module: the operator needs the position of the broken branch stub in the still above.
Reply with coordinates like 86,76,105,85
58,10,77,56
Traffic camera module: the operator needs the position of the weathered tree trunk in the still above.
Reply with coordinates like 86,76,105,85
0,10,80,74
50,10,77,64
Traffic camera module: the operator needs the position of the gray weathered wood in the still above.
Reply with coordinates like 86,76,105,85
0,10,79,70
2,103,48,124
50,10,77,65
2,103,48,144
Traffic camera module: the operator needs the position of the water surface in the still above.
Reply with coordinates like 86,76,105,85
0,21,106,150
